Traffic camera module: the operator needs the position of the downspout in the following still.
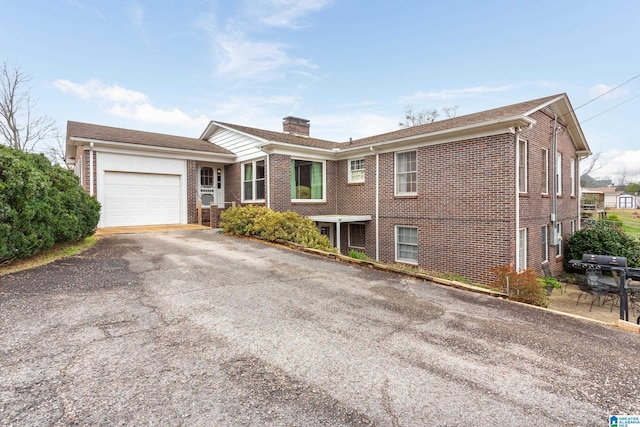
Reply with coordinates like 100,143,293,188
371,146,380,261
551,112,559,246
265,153,271,209
514,129,521,270
89,142,94,197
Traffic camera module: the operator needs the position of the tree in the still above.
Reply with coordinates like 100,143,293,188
0,61,57,153
399,104,458,128
625,182,640,195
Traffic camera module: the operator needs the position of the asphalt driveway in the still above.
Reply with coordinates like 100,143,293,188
1,229,639,426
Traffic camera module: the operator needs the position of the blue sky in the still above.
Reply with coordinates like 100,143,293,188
2,0,639,182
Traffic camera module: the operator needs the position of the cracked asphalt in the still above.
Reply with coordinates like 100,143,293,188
1,229,639,426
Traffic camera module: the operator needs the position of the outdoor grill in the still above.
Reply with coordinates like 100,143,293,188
569,254,640,322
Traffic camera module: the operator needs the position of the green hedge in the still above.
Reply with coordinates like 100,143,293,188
219,205,336,252
0,146,101,264
565,220,640,269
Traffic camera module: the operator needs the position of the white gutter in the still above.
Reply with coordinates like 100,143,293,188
89,142,94,197
372,147,380,261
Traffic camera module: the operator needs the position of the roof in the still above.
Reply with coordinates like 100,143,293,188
203,93,590,155
67,121,234,155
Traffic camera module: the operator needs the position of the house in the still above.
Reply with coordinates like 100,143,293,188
66,93,590,284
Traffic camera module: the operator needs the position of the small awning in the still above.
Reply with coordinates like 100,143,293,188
308,215,372,252
308,215,372,223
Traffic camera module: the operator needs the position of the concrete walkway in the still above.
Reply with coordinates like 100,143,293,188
95,224,211,235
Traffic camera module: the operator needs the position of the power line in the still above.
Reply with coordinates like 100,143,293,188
581,93,640,123
573,72,640,111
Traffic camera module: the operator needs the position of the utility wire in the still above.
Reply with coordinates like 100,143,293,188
581,93,640,123
573,72,640,111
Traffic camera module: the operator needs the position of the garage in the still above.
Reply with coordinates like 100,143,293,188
103,172,181,227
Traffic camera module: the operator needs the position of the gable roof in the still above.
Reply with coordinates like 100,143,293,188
201,93,590,156
67,121,234,156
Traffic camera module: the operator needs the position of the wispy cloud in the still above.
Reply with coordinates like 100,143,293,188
250,0,332,28
55,79,208,129
400,85,515,103
125,3,151,46
65,0,106,20
589,83,628,99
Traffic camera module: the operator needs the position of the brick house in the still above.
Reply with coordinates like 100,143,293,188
66,93,590,283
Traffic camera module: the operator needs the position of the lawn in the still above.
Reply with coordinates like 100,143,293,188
607,208,640,239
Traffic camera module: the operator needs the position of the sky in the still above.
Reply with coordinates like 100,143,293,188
1,0,639,183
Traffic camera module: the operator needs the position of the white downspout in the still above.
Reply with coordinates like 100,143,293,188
514,130,521,270
371,147,380,262
265,154,270,209
89,142,94,197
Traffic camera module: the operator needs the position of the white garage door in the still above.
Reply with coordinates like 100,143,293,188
104,172,181,227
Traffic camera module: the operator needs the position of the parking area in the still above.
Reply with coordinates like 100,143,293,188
1,229,639,425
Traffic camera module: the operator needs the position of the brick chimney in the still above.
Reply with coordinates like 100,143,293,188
283,116,310,137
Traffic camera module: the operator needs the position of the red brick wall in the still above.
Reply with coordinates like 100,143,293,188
187,160,197,223
225,163,241,206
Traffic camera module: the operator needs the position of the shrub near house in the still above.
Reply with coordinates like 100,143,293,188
0,146,101,264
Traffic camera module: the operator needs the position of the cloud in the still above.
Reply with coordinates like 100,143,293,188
55,79,208,129
125,3,151,45
589,83,628,99
213,29,315,79
250,0,331,28
400,85,515,103
591,149,640,183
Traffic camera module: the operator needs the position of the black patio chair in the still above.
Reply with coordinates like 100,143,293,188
580,270,615,311
541,261,569,294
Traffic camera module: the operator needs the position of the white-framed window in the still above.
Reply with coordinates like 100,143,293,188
348,159,365,183
541,225,548,263
348,223,366,248
570,220,576,235
395,150,417,195
395,225,418,264
556,222,563,257
518,228,527,271
291,159,325,201
570,158,576,197
556,153,562,196
242,159,265,202
518,139,527,193
541,148,549,195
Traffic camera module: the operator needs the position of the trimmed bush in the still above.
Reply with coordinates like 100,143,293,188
219,205,336,252
0,146,101,264
565,220,640,269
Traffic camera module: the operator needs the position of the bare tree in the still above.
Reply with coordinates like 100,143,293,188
399,104,458,127
0,61,57,152
43,131,72,169
580,150,602,177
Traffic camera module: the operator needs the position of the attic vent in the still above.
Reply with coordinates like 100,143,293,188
283,116,310,137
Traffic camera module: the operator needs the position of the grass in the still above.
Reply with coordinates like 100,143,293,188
0,236,98,276
609,209,640,239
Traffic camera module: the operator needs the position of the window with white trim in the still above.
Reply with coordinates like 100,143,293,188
396,225,418,264
541,148,549,194
348,223,366,248
556,222,563,257
518,139,527,193
348,159,365,183
242,159,265,202
570,158,576,197
291,159,324,200
518,228,527,270
395,151,417,195
541,225,548,263
570,220,576,235
556,153,562,196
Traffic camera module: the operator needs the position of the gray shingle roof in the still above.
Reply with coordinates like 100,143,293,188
67,121,234,155
214,122,340,150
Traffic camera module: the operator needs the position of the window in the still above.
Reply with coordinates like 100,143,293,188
570,220,576,235
518,139,527,193
518,228,527,270
556,153,562,196
541,148,549,194
243,160,265,201
395,151,417,195
541,225,548,262
556,223,563,257
348,223,366,248
291,159,324,200
348,159,365,183
570,158,576,197
396,226,418,264
201,167,214,187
